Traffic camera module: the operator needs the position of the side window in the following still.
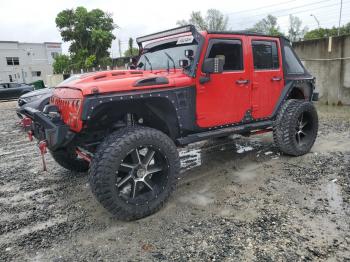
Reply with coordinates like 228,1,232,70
207,40,243,71
252,41,279,70
9,83,20,88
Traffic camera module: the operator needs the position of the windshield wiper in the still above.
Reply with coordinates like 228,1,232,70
144,55,153,72
164,51,176,72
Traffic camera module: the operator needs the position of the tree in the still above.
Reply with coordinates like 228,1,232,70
177,9,228,31
123,38,139,57
250,15,283,36
124,48,139,57
55,6,116,69
53,54,71,74
288,15,308,42
304,22,350,40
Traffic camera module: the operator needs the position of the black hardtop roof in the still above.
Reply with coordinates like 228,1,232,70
136,25,290,46
207,30,290,41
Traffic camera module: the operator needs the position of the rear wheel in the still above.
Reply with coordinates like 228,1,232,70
273,99,318,156
89,126,180,220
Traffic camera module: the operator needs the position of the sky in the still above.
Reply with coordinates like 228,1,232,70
0,0,348,56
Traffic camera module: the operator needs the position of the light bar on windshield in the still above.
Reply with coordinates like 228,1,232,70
136,25,195,45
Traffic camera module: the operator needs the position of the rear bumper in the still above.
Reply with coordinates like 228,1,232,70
23,107,74,150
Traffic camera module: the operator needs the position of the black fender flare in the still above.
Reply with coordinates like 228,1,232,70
271,79,315,119
81,86,197,138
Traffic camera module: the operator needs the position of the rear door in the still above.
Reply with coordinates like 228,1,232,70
196,36,251,128
248,37,284,119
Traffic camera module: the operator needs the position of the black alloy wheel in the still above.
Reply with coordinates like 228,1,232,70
116,146,168,204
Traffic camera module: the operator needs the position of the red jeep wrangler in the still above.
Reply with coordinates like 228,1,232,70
24,25,318,220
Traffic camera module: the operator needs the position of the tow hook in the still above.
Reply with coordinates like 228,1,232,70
38,141,48,171
28,131,33,141
21,117,32,129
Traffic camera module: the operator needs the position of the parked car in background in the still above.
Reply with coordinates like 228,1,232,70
16,87,53,119
0,83,34,100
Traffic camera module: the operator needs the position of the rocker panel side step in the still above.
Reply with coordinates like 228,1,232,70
177,120,273,145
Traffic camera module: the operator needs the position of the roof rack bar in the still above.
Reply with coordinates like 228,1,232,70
136,25,196,45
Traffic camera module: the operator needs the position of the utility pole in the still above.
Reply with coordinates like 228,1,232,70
338,0,343,36
310,14,320,29
118,39,122,57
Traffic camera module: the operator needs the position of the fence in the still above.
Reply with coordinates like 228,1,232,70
293,35,350,105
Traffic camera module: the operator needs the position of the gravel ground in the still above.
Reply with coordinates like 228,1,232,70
0,101,349,261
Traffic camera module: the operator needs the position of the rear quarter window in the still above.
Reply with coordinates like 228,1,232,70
284,45,305,74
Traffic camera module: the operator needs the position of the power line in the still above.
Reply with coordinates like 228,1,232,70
274,0,350,18
230,1,350,29
227,0,332,20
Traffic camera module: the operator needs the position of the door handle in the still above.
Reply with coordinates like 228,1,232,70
236,79,249,85
271,76,282,81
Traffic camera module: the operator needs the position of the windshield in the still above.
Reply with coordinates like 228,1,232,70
57,74,83,86
137,39,197,71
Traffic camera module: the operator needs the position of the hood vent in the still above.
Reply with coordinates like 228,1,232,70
94,74,107,80
134,77,169,87
111,72,126,76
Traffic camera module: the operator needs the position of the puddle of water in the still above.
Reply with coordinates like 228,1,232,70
324,181,344,214
313,133,350,153
233,162,260,183
178,192,215,206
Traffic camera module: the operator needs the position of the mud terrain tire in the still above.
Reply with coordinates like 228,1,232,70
273,99,318,156
50,148,89,172
89,126,180,221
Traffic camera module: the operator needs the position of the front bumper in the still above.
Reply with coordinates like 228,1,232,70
24,107,74,150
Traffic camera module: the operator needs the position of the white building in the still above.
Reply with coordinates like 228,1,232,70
0,41,62,84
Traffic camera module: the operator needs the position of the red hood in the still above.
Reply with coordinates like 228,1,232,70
56,69,194,96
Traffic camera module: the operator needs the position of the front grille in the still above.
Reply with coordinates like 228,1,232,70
50,96,83,131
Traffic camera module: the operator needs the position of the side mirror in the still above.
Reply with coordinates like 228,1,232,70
184,49,194,59
179,59,190,68
202,58,224,74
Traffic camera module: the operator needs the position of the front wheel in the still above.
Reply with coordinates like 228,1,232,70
273,99,318,156
89,126,180,220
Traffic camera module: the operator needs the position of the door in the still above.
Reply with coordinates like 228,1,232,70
248,37,284,119
196,36,251,128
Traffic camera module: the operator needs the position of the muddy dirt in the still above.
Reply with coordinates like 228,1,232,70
0,101,349,261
